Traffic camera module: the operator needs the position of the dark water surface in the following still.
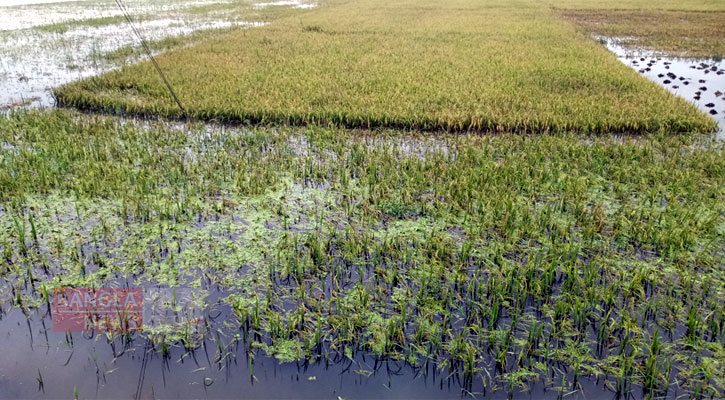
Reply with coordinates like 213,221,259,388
0,304,619,399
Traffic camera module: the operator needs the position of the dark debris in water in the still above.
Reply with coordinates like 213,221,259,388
599,36,725,138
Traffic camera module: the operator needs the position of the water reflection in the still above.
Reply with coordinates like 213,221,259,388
0,306,506,399
598,36,725,139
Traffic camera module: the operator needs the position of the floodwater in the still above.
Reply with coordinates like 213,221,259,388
254,0,317,9
0,285,579,400
599,37,725,139
0,0,80,7
0,0,318,109
0,19,264,109
0,291,608,399
0,0,238,31
3,302,467,399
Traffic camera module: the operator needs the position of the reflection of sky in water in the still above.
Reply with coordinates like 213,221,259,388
255,0,317,9
0,0,235,31
0,0,277,109
0,0,319,110
599,37,725,140
0,19,264,109
0,0,83,6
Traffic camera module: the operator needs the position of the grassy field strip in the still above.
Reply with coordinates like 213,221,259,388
55,0,716,133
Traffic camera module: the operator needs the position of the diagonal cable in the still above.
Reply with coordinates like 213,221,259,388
113,0,187,119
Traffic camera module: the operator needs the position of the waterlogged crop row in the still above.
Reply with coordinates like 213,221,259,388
1,110,723,397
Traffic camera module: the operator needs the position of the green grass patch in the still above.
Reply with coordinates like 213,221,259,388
55,0,716,134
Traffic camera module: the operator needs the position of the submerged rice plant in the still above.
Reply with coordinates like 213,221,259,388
1,109,723,397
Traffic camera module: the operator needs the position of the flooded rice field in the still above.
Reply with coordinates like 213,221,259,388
0,0,316,109
599,37,725,139
0,0,238,31
1,110,724,398
1,1,724,398
1,304,503,399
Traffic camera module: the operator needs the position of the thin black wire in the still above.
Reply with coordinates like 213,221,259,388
113,0,187,119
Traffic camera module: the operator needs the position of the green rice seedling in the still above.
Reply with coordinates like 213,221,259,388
36,369,44,393
687,305,702,344
11,215,27,256
642,330,664,397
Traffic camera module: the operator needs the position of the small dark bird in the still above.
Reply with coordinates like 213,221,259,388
705,103,715,108
709,110,718,115
663,80,671,84
700,87,707,91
